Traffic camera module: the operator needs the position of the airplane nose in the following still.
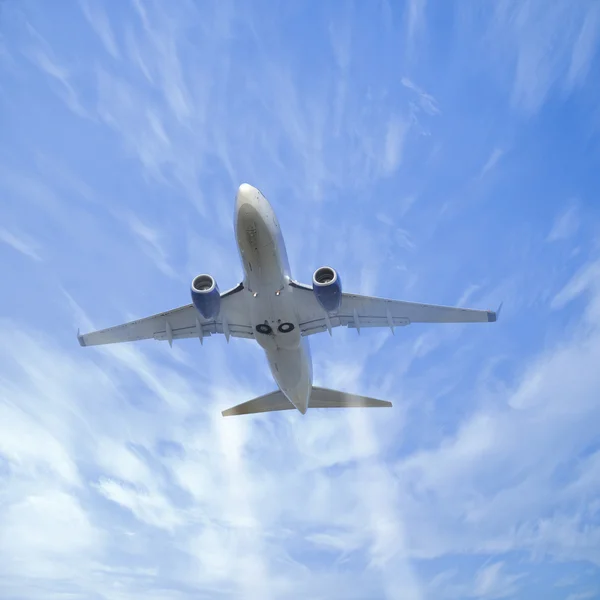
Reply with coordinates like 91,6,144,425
237,183,257,204
235,184,260,217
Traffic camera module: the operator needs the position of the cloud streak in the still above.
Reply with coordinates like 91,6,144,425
1,2,599,599
79,0,120,59
0,227,42,261
547,202,581,242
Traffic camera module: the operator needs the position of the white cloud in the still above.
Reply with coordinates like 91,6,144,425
550,258,600,314
393,258,600,564
457,283,482,307
94,438,154,488
405,0,428,59
0,400,80,486
399,194,418,217
392,226,416,251
472,562,524,599
120,212,179,279
79,0,120,59
479,148,504,178
0,489,103,579
2,2,600,597
566,591,599,600
565,3,600,90
384,115,408,174
329,12,353,71
488,1,600,113
402,77,440,116
427,562,525,600
0,308,428,598
24,26,88,117
547,202,581,242
89,1,423,207
95,478,183,531
0,227,42,261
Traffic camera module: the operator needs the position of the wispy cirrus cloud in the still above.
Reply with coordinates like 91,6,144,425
120,212,180,280
427,561,525,599
0,315,418,598
23,25,88,118
0,227,42,261
479,148,505,178
402,77,440,116
547,201,581,242
79,0,120,59
383,115,409,175
393,258,600,567
472,562,525,599
405,0,428,60
490,0,600,114
1,1,600,599
566,591,599,600
1,489,104,582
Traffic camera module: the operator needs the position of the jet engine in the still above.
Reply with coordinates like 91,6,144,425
312,266,342,313
191,274,221,319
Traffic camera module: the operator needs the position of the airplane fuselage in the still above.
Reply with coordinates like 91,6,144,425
77,182,498,416
234,184,313,413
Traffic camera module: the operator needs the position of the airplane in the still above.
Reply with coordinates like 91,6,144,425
77,183,501,417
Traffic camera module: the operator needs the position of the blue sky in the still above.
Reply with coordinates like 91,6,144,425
1,1,600,598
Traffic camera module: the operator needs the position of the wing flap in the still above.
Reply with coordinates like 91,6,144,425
299,315,411,336
152,322,255,342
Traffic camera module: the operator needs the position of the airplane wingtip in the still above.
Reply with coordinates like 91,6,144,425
487,301,503,323
77,329,86,347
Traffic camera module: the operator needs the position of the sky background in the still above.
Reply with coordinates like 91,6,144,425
1,1,600,599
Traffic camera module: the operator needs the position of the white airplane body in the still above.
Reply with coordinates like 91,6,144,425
78,184,500,417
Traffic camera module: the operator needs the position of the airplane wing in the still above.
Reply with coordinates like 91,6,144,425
77,283,253,347
290,281,499,336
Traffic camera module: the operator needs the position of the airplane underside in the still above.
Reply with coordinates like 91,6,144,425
77,183,500,417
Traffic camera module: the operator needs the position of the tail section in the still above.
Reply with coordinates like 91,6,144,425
309,386,392,409
221,390,294,416
221,386,391,417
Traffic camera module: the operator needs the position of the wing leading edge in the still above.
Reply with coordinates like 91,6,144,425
289,280,500,336
77,283,251,347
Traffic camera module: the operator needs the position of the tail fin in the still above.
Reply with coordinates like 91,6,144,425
221,386,391,417
309,386,392,409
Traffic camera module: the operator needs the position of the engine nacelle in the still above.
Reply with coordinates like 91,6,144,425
191,274,221,319
312,266,342,313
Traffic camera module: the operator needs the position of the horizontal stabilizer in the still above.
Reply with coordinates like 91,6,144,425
309,386,392,409
221,387,392,417
221,390,294,417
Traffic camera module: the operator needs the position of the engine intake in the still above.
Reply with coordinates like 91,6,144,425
312,266,342,313
191,274,221,319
